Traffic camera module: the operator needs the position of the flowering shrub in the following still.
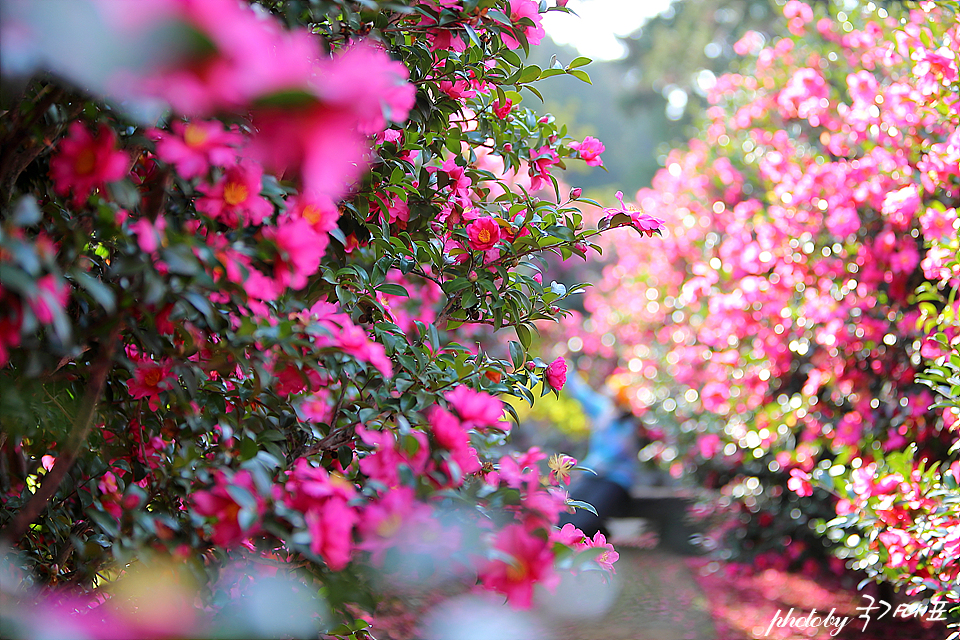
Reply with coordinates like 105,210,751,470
0,1,663,637
565,0,959,621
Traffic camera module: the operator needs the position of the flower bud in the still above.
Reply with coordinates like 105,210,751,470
570,187,582,199
467,271,479,282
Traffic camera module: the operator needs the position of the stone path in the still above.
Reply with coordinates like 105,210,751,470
548,549,717,640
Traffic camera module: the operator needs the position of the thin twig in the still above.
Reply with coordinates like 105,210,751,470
1,323,121,543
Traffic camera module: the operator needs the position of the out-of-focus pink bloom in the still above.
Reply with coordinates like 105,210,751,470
777,68,830,120
545,357,567,390
569,136,605,167
445,385,506,430
196,159,273,227
130,215,167,253
49,122,129,206
427,406,482,480
734,30,764,56
152,120,242,179
465,217,501,251
282,459,358,570
266,217,328,290
334,324,393,378
697,433,722,459
193,469,263,546
500,0,545,50
479,523,558,609
787,468,813,497
28,274,70,325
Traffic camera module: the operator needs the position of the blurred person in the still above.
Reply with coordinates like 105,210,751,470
559,372,656,537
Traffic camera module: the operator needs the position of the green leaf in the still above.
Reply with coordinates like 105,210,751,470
377,283,409,297
567,69,592,84
68,268,116,313
567,56,592,69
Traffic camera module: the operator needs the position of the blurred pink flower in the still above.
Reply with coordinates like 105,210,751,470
152,120,242,179
49,122,129,206
787,468,813,497
196,159,273,227
445,385,505,430
479,523,558,608
28,274,70,325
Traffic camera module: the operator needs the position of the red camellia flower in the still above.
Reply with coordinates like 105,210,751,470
127,359,174,411
569,136,605,167
465,217,501,251
195,159,273,227
545,356,567,391
479,523,559,609
49,122,129,206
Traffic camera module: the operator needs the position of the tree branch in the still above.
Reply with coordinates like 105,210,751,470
0,323,121,544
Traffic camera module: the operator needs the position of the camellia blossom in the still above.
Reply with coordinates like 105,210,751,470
49,122,129,206
479,523,559,609
152,120,242,179
445,385,506,431
545,356,567,391
569,136,605,167
601,191,665,237
527,145,559,191
195,159,273,227
500,0,545,50
465,217,501,251
492,98,512,119
787,468,814,497
192,470,263,547
127,359,175,411
28,275,70,325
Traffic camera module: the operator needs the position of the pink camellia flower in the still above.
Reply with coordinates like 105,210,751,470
266,217,328,290
545,356,567,391
787,468,813,497
492,98,513,119
500,0,546,50
528,145,559,191
196,159,273,227
479,523,559,609
282,459,358,571
445,385,506,430
427,406,482,481
49,122,129,206
601,191,665,237
192,470,263,546
28,274,70,325
127,359,175,411
151,120,242,179
465,217,501,251
333,324,394,378
585,531,619,574
569,136,605,167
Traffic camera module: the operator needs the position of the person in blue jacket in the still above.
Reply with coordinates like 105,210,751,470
559,372,646,537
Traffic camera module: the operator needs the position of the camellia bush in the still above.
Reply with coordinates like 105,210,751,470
0,1,663,637
565,0,959,620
